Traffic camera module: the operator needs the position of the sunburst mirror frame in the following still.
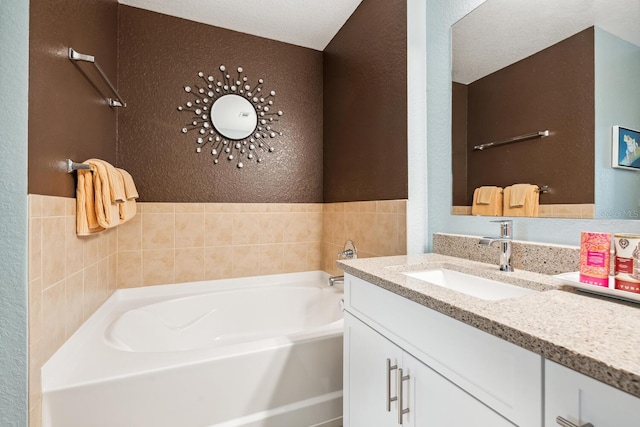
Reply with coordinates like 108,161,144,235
177,65,284,169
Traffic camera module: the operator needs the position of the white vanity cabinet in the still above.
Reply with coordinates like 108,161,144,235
343,274,543,427
345,312,515,426
545,360,640,427
344,311,403,426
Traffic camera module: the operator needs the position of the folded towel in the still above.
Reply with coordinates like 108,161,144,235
87,159,126,203
114,168,139,224
509,183,537,207
76,167,105,236
504,185,539,217
471,186,503,216
117,168,139,200
477,186,500,205
85,160,121,230
76,160,139,234
119,199,137,223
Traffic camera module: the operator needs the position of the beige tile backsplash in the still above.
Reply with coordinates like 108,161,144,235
28,195,117,422
115,203,327,287
322,200,407,275
27,195,407,427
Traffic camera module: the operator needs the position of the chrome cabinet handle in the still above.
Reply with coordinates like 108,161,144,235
556,416,594,427
397,368,410,424
386,358,398,412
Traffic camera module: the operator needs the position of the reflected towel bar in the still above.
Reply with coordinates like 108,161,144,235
67,159,91,173
68,48,126,108
474,130,549,151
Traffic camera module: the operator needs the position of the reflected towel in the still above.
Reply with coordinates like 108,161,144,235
504,185,539,217
509,183,536,207
477,186,500,204
471,186,503,216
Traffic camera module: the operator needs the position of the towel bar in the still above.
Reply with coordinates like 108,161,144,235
67,159,91,173
474,130,549,151
68,48,126,108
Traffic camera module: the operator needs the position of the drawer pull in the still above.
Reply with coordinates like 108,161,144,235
397,367,410,424
386,358,398,412
556,416,594,427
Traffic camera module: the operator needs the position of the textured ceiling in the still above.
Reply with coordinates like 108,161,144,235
118,0,364,50
453,0,640,84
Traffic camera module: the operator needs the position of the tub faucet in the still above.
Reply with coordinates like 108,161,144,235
329,276,344,286
479,220,514,272
329,240,358,286
338,239,358,261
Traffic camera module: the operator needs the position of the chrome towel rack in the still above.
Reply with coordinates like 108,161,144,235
68,48,126,108
66,159,91,173
474,130,549,151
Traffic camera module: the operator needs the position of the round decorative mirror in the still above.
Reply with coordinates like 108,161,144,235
177,65,284,169
210,94,258,140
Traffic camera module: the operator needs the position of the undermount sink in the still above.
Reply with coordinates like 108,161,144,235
403,269,536,301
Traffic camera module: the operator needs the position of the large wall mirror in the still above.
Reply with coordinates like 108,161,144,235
451,0,640,220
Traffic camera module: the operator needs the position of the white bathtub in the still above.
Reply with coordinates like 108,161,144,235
42,271,344,427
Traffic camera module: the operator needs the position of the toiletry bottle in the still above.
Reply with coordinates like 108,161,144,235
579,232,611,287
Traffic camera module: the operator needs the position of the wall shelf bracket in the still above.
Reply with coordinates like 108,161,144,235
68,47,126,108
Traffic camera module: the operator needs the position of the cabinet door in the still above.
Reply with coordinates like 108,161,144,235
545,360,640,427
344,312,403,427
345,274,542,427
402,353,515,427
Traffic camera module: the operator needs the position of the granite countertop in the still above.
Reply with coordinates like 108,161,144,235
337,253,640,398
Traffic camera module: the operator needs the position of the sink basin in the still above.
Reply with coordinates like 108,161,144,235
403,269,536,301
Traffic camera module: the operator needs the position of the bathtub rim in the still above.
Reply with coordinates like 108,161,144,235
104,279,344,353
42,270,344,393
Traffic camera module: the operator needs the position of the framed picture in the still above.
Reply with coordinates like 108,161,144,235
612,126,640,171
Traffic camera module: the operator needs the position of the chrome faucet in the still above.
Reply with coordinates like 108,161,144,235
329,240,358,286
338,239,358,261
328,276,344,286
479,220,514,272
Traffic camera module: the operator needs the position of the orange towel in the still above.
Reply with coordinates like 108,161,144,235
76,167,105,236
471,186,503,216
89,160,121,228
503,185,539,217
117,168,139,200
119,200,137,223
116,168,139,223
509,183,532,207
76,160,139,234
87,159,126,203
477,186,500,204
75,159,122,235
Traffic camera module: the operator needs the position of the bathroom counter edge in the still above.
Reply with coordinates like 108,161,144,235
338,253,640,398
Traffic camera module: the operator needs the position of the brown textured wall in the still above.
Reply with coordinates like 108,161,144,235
451,82,468,206
29,0,118,197
117,6,323,203
323,0,407,202
461,27,595,205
